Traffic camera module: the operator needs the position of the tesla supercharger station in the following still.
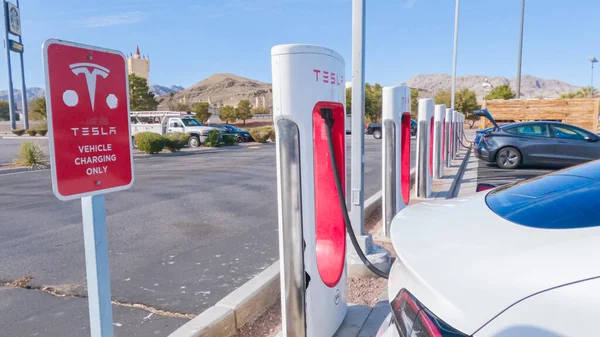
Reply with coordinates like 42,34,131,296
433,104,446,179
453,110,459,159
272,44,347,337
381,85,411,237
445,108,452,167
416,98,434,198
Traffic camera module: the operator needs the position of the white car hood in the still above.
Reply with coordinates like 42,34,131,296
389,192,600,335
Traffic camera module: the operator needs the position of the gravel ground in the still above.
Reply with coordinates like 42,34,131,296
232,299,281,337
232,207,389,336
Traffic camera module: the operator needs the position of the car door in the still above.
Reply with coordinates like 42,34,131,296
505,123,557,165
167,118,184,133
551,124,600,165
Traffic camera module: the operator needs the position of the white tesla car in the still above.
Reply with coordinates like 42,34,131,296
376,160,600,337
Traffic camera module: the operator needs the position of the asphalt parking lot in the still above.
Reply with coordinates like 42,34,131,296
477,160,554,188
0,135,416,337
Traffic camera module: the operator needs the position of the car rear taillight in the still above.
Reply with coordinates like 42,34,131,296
390,289,467,337
476,183,496,192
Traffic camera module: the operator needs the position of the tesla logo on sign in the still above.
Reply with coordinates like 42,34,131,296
43,39,134,201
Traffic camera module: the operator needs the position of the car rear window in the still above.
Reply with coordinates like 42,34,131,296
486,170,600,229
504,124,550,137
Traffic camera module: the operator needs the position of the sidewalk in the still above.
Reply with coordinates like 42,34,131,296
431,146,477,200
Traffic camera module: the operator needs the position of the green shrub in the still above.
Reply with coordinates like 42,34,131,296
14,142,47,168
134,132,165,154
204,129,221,147
38,129,48,136
249,127,273,143
223,135,237,146
26,129,37,136
163,132,190,152
12,129,25,136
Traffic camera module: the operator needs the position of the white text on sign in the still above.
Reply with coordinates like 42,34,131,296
75,143,117,176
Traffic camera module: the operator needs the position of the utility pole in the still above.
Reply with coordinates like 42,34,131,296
450,0,460,110
589,57,597,98
350,0,366,236
516,0,525,99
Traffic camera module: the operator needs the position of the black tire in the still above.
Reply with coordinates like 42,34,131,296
236,135,244,143
188,136,201,148
132,136,137,149
496,147,521,169
373,129,382,139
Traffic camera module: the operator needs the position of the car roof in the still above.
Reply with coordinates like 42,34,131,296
502,121,570,128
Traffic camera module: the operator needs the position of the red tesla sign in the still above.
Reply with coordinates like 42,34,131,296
43,39,134,200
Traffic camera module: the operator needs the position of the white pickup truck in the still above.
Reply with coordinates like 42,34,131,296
130,111,217,147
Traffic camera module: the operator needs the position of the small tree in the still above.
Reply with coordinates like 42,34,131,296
251,106,268,115
434,89,481,128
0,100,9,121
486,84,515,100
345,87,352,114
410,88,419,120
193,102,212,123
175,102,191,112
236,100,253,125
219,105,236,123
129,74,158,111
30,97,47,120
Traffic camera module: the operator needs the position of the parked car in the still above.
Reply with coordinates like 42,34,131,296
377,159,600,337
130,111,218,147
477,121,600,169
210,124,252,142
474,110,600,169
366,120,417,139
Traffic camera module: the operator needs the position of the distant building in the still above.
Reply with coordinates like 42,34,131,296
127,45,150,82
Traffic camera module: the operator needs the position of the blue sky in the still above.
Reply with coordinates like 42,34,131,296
2,0,600,90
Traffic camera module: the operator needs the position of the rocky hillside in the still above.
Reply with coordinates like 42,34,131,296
149,84,184,96
157,73,272,109
406,74,580,100
0,87,45,103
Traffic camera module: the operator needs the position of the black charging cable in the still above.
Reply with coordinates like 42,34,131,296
320,108,389,279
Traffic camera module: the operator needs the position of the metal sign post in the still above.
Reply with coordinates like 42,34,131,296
43,39,134,337
2,0,17,129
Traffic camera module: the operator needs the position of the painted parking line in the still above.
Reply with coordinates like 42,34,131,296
247,146,261,149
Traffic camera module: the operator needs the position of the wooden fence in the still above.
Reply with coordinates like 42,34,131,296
484,98,600,131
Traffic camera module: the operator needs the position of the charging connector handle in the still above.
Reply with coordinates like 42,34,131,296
320,108,389,279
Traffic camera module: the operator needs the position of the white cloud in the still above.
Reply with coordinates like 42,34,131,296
80,11,146,28
404,0,418,8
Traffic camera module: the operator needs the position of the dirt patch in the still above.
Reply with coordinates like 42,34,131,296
233,299,281,337
7,275,33,288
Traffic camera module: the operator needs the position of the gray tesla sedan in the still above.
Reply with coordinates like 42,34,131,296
475,120,600,169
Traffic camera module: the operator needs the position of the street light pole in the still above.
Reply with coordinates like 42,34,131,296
350,0,366,236
516,0,525,99
450,0,460,111
589,57,597,98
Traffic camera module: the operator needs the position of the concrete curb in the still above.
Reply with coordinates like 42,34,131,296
0,166,49,175
446,147,472,199
0,136,49,140
168,187,392,337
